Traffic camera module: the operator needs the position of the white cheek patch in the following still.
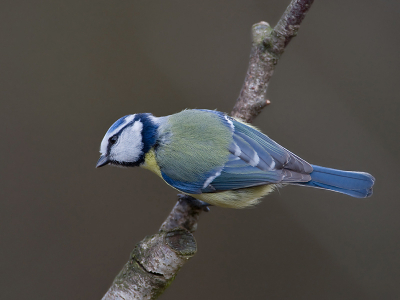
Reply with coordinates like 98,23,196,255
112,121,144,162
100,114,136,155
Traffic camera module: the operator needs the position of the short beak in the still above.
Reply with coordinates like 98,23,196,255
96,155,110,168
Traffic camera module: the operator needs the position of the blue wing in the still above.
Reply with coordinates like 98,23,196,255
160,110,312,194
200,117,312,192
227,117,312,174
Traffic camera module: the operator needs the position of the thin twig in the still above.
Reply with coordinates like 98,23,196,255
232,0,314,122
102,0,314,299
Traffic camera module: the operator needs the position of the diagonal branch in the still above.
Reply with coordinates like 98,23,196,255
101,195,206,300
102,0,314,299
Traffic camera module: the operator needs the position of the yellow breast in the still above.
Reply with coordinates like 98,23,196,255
141,148,162,177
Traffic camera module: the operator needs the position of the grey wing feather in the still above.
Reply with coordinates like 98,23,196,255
232,131,276,171
202,117,312,192
230,118,313,174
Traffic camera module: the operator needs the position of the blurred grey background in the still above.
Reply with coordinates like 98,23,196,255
1,0,399,299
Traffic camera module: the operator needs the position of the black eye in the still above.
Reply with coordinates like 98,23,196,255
109,135,118,145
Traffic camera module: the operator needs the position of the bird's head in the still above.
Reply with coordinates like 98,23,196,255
96,113,158,168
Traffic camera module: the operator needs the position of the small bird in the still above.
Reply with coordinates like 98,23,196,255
96,109,375,208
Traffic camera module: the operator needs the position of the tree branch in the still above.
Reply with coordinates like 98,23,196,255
102,195,206,300
102,0,314,299
232,0,314,122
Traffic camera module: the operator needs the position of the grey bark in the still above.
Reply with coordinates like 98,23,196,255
102,195,205,300
232,0,314,122
102,0,314,299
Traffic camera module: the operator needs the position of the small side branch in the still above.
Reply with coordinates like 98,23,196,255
102,0,314,299
232,0,314,123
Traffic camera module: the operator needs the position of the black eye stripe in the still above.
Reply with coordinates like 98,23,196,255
109,135,118,145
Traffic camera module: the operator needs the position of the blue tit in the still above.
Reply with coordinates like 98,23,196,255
96,109,375,208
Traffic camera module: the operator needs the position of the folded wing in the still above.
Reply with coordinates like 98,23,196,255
201,116,313,193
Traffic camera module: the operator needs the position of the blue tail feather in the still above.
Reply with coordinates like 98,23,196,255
298,165,375,198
